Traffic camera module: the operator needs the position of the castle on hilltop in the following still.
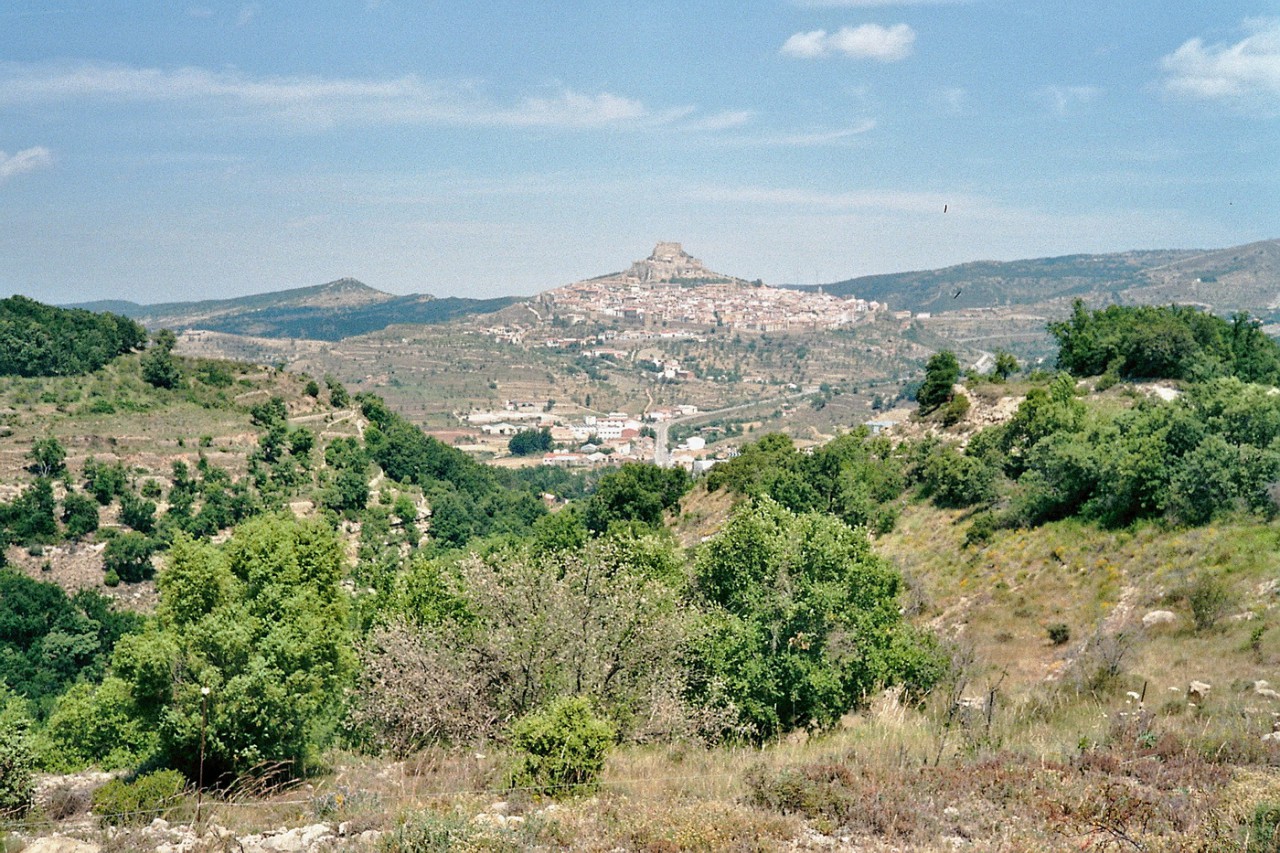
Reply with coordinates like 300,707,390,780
625,242,728,284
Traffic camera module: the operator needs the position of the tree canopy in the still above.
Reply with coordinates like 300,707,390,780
0,296,145,377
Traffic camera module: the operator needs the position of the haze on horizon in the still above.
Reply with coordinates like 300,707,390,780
1,1,1277,305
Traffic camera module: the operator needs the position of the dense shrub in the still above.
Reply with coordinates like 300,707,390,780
113,519,354,782
0,720,35,817
0,570,140,701
41,678,155,771
119,491,157,534
91,769,188,826
1188,575,1231,632
508,427,553,457
686,498,947,740
1051,300,1280,384
0,478,57,545
939,391,971,426
583,462,691,533
62,491,100,538
508,696,615,797
103,532,157,583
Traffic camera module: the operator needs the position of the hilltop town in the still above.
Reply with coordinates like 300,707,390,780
532,242,885,332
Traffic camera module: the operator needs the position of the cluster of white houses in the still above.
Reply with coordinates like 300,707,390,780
463,401,712,469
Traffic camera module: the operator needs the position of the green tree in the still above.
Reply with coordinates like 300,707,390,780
992,350,1019,381
119,491,157,534
0,296,144,378
583,463,691,534
325,375,349,408
917,351,960,414
141,329,181,389
113,516,353,782
685,499,945,740
322,437,369,515
27,436,66,478
103,532,156,583
508,427,553,456
61,491,99,539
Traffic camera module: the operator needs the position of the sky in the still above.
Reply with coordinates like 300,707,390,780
1,1,1278,304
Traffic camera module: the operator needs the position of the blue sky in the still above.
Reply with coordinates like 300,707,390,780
1,1,1278,304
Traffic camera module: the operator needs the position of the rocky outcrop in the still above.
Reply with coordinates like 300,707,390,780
625,242,729,284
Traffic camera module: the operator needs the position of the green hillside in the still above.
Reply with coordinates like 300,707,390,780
6,298,1280,851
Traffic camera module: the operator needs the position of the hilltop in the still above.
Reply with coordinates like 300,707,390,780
797,237,1280,318
69,278,517,341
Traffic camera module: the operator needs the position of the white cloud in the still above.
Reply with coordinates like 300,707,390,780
781,31,829,59
682,110,755,132
757,121,878,146
1161,19,1280,100
0,62,725,131
1040,84,1102,116
0,146,52,182
781,24,915,61
235,4,257,27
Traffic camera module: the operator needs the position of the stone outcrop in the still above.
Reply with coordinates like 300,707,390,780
625,242,726,284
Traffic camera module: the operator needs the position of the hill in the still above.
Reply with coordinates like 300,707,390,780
69,278,518,341
797,238,1280,317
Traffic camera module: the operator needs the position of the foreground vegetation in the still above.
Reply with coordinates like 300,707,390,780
5,299,1280,850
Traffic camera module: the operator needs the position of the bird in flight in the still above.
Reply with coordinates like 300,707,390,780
943,204,948,213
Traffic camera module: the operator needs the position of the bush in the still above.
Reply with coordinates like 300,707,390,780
91,769,188,826
119,491,157,534
940,392,971,427
1249,802,1280,853
0,721,35,817
509,696,615,797
1047,623,1071,646
61,491,100,538
1188,576,1230,632
103,532,156,583
964,512,996,549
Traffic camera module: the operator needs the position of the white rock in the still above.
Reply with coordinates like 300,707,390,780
21,840,102,853
1142,610,1176,627
1188,680,1212,701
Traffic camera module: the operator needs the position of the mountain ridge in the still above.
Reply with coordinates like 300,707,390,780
66,278,518,341
790,238,1280,318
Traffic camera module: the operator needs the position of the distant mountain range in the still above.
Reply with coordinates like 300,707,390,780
69,278,518,341
63,238,1280,343
792,238,1280,318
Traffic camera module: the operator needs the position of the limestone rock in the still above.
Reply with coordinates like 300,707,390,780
1142,610,1176,628
20,838,101,853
